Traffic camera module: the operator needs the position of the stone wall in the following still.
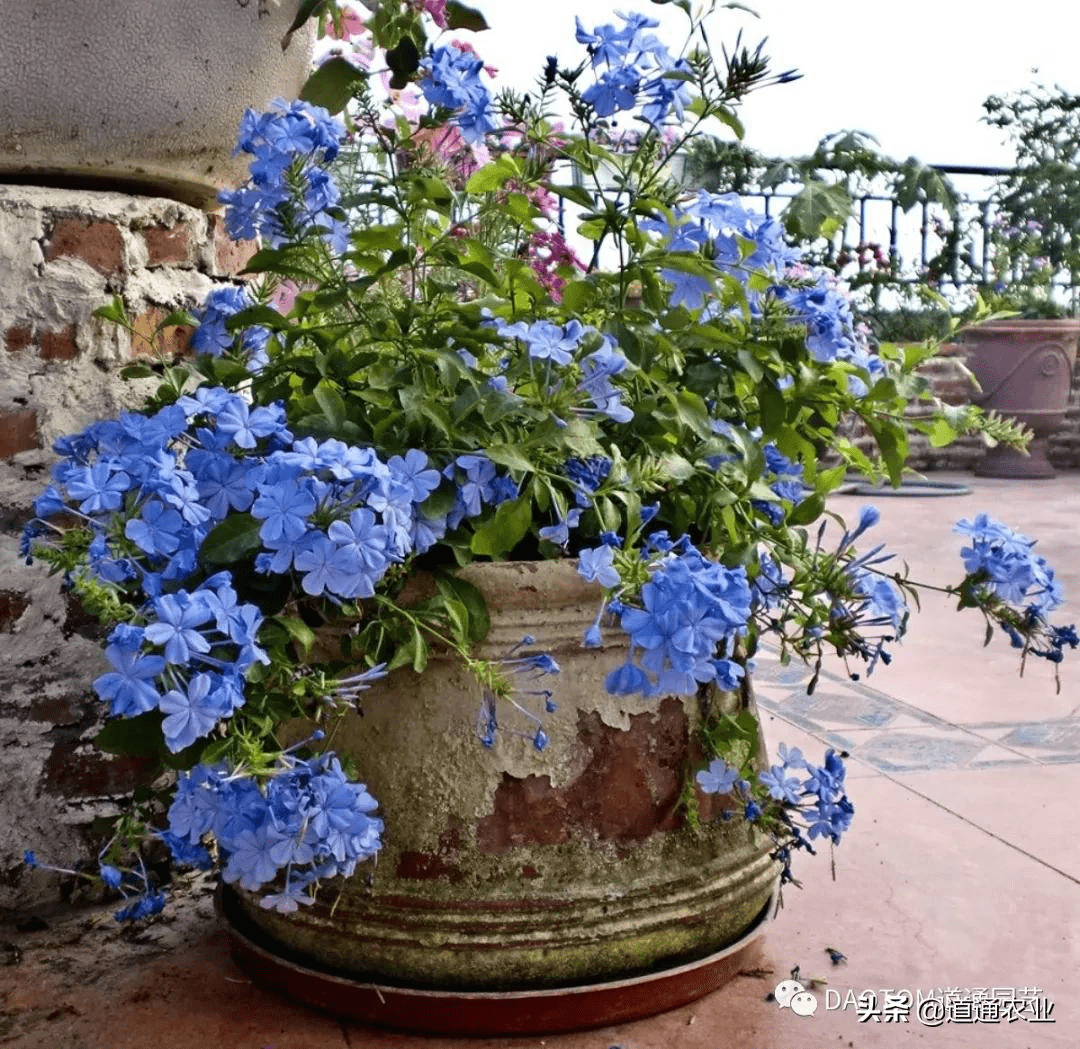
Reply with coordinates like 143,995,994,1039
0,186,251,914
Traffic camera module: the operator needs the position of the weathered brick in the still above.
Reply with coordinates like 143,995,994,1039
143,223,190,267
130,308,193,359
0,589,29,631
45,217,123,274
4,325,33,354
209,212,257,276
0,408,39,457
26,694,86,726
39,324,79,361
41,741,155,799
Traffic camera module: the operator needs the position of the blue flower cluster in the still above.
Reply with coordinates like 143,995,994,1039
419,44,497,144
489,316,635,424
955,513,1077,663
752,444,805,525
219,98,346,250
25,388,520,757
772,274,885,391
167,752,382,912
697,745,854,883
24,847,171,923
189,286,272,372
604,536,752,697
575,12,692,126
955,513,1062,612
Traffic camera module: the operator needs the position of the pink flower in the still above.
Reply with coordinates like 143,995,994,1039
270,281,300,315
423,0,449,28
527,230,586,302
324,5,367,40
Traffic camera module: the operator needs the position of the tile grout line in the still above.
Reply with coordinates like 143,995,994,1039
869,772,1080,888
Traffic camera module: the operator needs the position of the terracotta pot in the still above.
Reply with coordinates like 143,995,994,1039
961,318,1079,478
0,0,314,209
232,560,778,991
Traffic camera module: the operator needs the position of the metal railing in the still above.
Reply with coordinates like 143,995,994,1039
745,163,1012,294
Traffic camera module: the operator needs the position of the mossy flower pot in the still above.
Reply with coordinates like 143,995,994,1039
229,561,778,994
0,0,314,209
961,318,1080,478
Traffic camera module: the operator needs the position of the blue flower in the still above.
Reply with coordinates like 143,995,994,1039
114,890,166,923
143,591,214,665
758,764,804,804
221,822,287,891
577,545,621,588
582,66,640,116
94,644,165,717
324,508,392,598
696,758,740,795
159,673,232,753
124,499,184,557
251,479,317,543
387,449,442,504
419,45,496,145
539,508,582,548
604,659,650,696
66,461,132,514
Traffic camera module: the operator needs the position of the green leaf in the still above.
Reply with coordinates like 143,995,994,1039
95,712,164,758
300,56,368,114
435,572,490,644
410,623,428,673
313,379,348,431
465,156,519,194
386,636,416,673
119,364,157,380
757,382,787,433
549,183,598,209
446,1,489,31
927,416,958,448
93,296,128,327
577,217,607,242
385,35,422,90
242,245,319,281
782,181,851,240
787,492,825,526
484,444,534,473
273,615,316,654
673,390,713,438
657,453,695,481
469,498,533,557
560,280,595,313
199,513,262,566
282,0,323,50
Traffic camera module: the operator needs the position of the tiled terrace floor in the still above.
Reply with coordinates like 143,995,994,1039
3,471,1078,1048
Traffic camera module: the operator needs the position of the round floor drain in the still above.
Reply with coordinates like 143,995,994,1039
845,480,971,497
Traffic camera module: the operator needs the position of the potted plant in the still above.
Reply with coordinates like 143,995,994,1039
20,0,1076,1028
957,84,1080,478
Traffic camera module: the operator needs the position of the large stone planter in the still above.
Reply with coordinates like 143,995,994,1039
230,560,778,993
0,0,314,209
961,318,1080,478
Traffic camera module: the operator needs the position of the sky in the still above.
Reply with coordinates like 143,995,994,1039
458,0,1080,168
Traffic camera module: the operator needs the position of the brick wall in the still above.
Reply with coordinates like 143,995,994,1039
0,186,253,914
